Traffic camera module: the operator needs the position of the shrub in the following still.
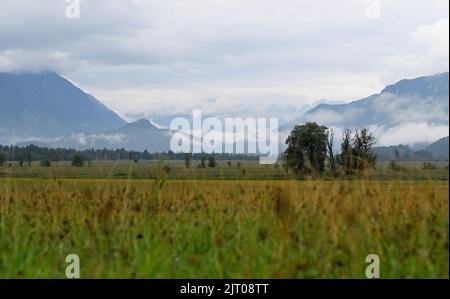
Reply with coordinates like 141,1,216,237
208,156,217,168
389,160,401,171
40,159,52,167
422,162,437,170
163,165,171,175
71,154,84,167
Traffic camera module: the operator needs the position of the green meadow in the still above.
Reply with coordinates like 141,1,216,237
0,161,448,278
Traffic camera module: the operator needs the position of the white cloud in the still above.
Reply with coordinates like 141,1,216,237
374,122,449,146
412,18,449,60
380,18,449,83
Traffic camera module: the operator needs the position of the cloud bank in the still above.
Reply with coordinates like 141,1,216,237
0,0,448,146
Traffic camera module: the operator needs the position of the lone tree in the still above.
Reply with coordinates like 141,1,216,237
284,122,328,173
184,153,192,168
0,152,5,167
199,154,207,168
326,128,337,175
71,153,84,167
208,155,217,168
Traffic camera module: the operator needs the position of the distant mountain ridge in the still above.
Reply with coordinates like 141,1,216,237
381,73,449,98
424,136,449,160
282,72,449,130
375,136,449,161
1,71,449,154
0,71,126,144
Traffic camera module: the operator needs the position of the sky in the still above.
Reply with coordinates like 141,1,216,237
0,0,449,124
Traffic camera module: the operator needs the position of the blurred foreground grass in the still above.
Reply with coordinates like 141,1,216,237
0,177,447,278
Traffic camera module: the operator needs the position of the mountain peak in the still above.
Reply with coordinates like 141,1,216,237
0,71,127,144
119,119,159,132
381,71,449,97
130,119,153,128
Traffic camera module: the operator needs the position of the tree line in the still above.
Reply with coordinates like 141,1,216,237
0,144,259,166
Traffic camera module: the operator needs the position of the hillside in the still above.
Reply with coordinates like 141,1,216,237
0,72,126,144
281,72,449,134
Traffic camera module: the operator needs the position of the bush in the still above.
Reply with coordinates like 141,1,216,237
422,162,437,170
388,160,401,171
208,156,217,168
40,159,52,167
163,165,171,175
71,154,84,167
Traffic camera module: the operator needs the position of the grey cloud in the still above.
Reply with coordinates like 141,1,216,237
0,0,448,142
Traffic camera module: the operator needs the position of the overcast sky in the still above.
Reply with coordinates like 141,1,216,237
0,0,448,122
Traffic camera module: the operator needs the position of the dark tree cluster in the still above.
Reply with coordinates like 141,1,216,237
284,122,377,175
285,122,328,173
0,144,259,165
336,128,377,174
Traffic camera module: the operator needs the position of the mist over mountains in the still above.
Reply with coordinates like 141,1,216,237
0,71,448,159
375,136,449,161
43,119,172,153
304,72,448,127
281,73,449,147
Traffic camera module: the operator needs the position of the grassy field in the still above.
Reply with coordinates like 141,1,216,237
0,161,448,278
0,159,448,180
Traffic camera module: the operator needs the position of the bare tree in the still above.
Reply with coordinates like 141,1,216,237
326,128,337,174
337,129,353,175
184,153,192,168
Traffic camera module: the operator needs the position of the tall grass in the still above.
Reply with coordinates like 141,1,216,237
0,178,447,278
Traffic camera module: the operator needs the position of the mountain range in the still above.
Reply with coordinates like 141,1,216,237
281,72,449,130
375,136,449,161
0,71,448,159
